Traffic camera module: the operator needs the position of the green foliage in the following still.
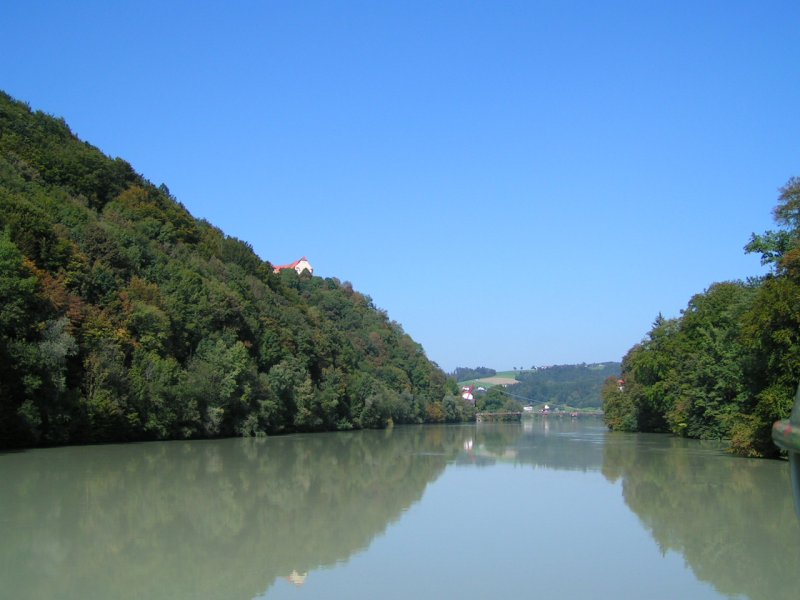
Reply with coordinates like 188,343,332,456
513,362,621,408
452,366,496,382
476,387,521,413
0,230,45,444
745,177,800,273
0,90,455,448
601,376,638,431
605,178,800,456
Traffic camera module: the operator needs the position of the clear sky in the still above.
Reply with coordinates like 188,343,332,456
2,1,799,372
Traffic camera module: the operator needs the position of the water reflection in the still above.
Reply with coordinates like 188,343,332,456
3,421,799,600
463,419,800,600
0,427,465,600
602,433,800,600
461,417,606,472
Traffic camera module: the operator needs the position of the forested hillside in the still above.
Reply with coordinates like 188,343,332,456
603,178,800,457
515,362,620,408
0,91,467,448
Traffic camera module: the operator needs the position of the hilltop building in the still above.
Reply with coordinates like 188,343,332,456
285,570,307,586
273,256,313,275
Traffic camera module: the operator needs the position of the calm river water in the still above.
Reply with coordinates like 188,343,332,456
2,419,800,599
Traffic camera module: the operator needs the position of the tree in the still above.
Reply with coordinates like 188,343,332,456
0,90,459,448
0,231,43,444
745,177,800,273
605,177,800,456
477,388,509,413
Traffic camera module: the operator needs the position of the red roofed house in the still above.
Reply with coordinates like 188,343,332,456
273,256,313,275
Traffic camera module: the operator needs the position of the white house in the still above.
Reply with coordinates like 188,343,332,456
273,256,313,275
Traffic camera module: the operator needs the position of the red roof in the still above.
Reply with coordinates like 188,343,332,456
273,259,300,271
273,257,311,273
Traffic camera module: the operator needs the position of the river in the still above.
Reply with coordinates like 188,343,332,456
1,418,799,599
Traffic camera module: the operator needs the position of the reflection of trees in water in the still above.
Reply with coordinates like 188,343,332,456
0,426,468,600
10,423,793,600
602,434,800,600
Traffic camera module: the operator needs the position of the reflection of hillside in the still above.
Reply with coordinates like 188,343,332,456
603,434,800,600
0,426,464,600
463,419,606,472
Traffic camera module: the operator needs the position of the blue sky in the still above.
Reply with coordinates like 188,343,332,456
2,1,799,372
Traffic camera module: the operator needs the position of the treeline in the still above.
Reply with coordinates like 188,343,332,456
603,178,800,457
452,366,496,381
513,362,620,408
0,91,470,448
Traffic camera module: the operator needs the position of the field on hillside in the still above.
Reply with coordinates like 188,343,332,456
457,371,525,387
474,376,519,386
458,369,531,387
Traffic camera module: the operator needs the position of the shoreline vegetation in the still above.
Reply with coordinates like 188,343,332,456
602,177,800,458
3,89,796,459
0,91,476,449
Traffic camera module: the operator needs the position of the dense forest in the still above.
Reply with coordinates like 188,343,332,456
513,362,620,408
451,366,496,381
0,91,474,448
603,177,800,457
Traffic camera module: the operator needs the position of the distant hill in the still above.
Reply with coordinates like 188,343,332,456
513,362,621,407
0,91,470,447
459,363,620,408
